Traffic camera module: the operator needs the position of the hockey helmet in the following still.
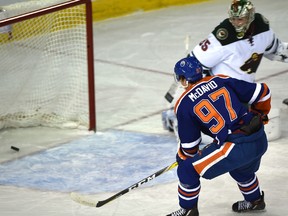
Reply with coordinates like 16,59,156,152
228,0,255,37
174,56,203,84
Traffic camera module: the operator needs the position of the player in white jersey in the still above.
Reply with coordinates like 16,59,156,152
162,0,288,133
192,0,288,83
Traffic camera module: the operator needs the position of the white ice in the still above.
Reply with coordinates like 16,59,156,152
0,0,288,215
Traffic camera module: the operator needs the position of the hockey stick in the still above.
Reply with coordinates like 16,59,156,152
164,35,191,103
70,161,178,208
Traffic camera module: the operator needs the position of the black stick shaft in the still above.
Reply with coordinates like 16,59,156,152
96,161,178,207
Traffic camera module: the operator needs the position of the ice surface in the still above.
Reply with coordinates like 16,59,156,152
1,0,288,215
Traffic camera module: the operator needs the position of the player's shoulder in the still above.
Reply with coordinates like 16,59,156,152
191,75,229,90
211,13,270,45
253,13,270,34
211,18,237,44
203,75,239,88
203,74,229,81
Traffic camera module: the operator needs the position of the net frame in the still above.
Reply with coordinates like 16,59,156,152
0,0,96,131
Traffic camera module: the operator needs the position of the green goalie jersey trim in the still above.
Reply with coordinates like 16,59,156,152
212,13,270,46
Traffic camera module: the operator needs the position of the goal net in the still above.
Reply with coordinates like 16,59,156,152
0,0,95,131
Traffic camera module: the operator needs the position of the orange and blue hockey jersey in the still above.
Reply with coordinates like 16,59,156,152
174,75,271,158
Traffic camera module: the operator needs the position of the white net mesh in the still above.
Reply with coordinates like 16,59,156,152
0,0,90,130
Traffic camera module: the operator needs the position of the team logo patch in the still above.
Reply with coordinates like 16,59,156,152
216,28,228,40
252,53,259,61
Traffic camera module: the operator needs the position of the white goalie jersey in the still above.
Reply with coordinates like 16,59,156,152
192,13,288,83
162,13,287,135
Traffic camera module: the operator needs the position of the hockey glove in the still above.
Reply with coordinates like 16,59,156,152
176,147,198,163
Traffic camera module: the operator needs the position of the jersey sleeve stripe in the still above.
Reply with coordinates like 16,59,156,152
248,83,262,104
251,83,271,115
258,83,271,102
181,137,202,149
265,34,276,52
258,91,271,102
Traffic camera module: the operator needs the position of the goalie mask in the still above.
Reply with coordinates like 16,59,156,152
228,0,255,38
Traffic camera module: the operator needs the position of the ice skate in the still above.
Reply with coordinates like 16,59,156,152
166,206,199,216
232,191,265,212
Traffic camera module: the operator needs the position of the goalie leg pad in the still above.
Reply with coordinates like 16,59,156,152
161,108,177,132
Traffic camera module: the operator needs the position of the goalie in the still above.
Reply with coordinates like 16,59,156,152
162,0,288,135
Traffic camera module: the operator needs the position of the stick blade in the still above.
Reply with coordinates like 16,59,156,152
96,200,106,208
164,92,174,103
70,192,97,207
164,82,178,103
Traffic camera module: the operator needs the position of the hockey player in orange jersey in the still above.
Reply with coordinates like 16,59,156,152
167,56,271,216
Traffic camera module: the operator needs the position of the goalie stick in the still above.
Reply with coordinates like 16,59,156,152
70,161,178,208
164,35,191,103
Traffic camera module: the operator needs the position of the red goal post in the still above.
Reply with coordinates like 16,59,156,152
0,0,96,131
